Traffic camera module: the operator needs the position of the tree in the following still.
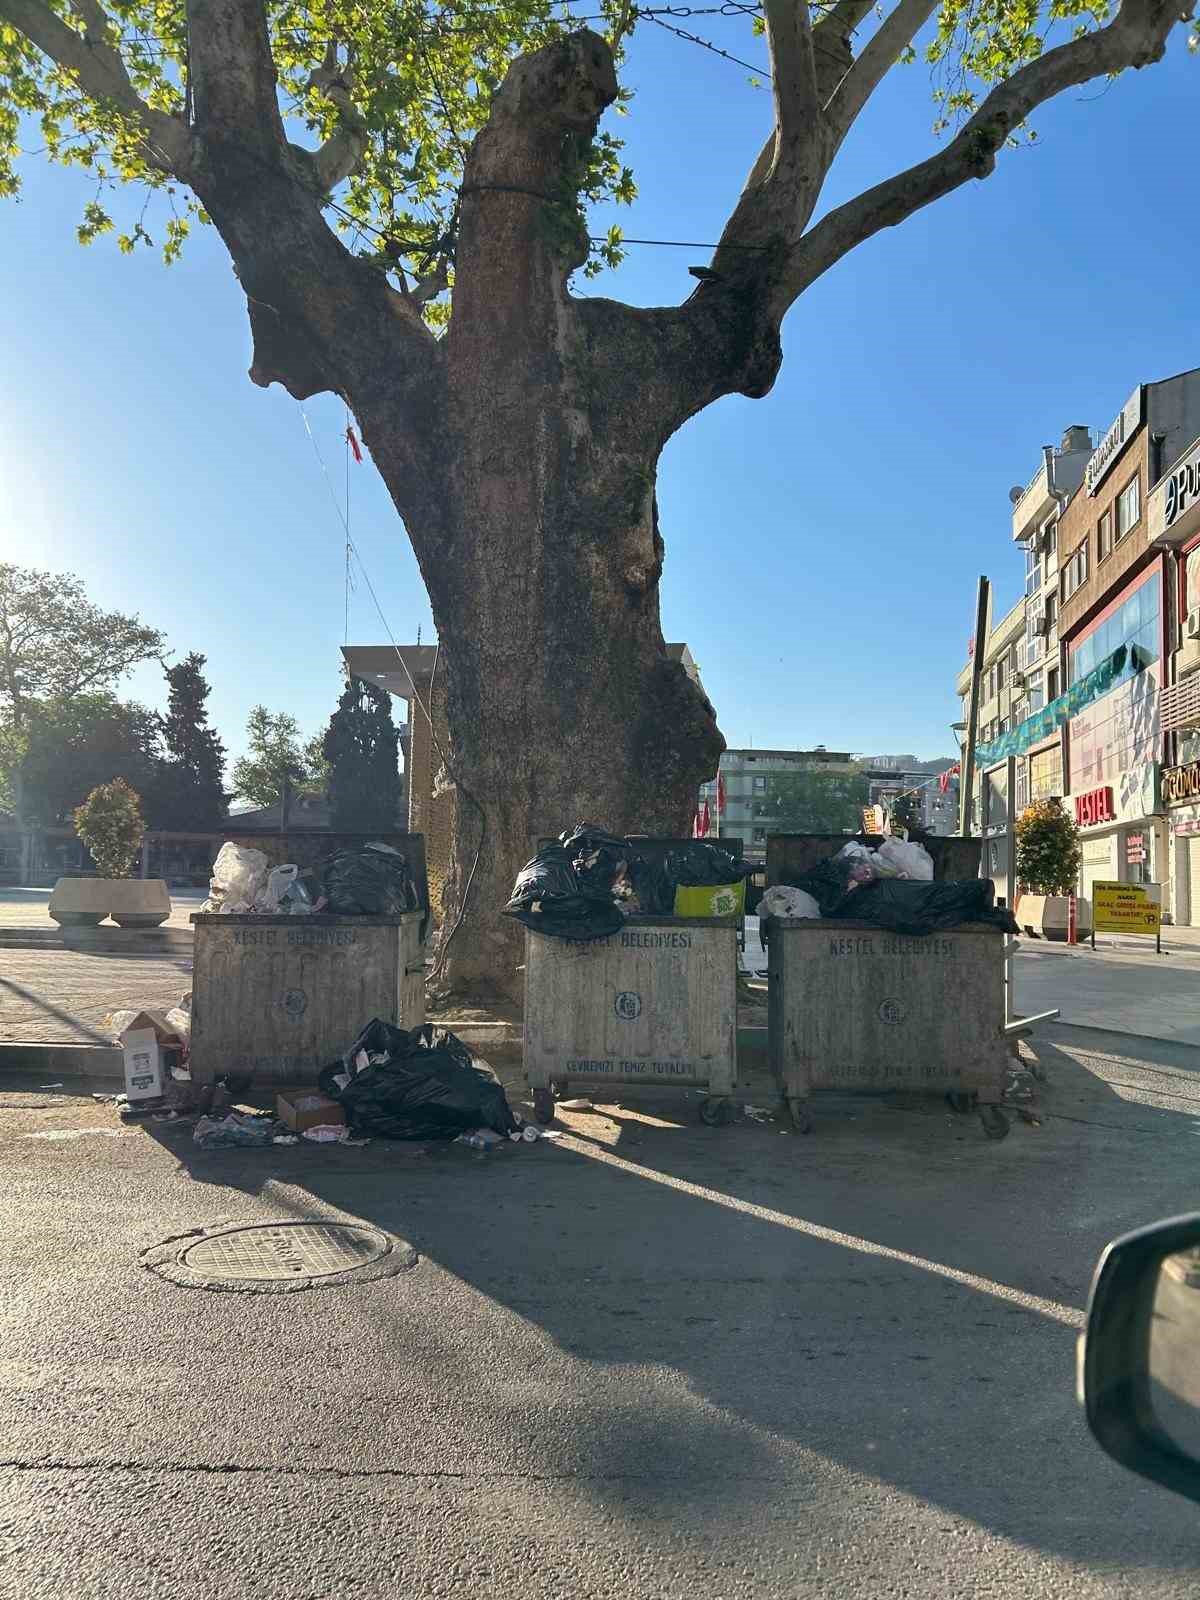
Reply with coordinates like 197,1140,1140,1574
0,0,1188,992
0,565,164,731
322,676,402,832
74,778,144,879
146,652,230,830
15,694,162,825
231,705,312,810
757,769,870,834
1015,798,1082,894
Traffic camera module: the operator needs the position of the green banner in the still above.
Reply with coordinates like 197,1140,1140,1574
973,646,1129,769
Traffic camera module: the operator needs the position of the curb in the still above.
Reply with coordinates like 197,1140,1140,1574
0,928,194,954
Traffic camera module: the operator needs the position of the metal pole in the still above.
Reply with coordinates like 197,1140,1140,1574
960,576,990,837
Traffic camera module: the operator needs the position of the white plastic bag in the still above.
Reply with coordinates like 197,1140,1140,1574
262,863,299,913
758,885,821,921
201,842,269,913
875,837,934,881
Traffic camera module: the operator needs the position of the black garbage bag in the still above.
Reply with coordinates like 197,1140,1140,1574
827,878,1018,937
504,841,625,941
318,844,418,916
318,1020,519,1140
786,856,857,917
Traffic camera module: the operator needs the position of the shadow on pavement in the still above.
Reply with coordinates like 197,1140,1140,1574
139,1024,1200,1571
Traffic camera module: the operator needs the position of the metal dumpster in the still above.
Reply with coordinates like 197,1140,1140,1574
524,917,738,1126
767,919,1010,1138
190,912,426,1084
763,833,1011,1140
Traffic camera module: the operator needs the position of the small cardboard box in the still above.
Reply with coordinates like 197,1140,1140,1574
118,1010,187,1103
276,1091,346,1134
122,1029,166,1102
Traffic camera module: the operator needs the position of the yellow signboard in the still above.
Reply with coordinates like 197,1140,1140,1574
1093,881,1161,938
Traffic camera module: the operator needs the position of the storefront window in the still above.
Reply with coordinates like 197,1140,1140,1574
1030,745,1063,801
1015,761,1029,813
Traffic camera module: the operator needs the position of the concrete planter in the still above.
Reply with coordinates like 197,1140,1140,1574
108,878,171,928
1017,894,1091,941
47,877,110,927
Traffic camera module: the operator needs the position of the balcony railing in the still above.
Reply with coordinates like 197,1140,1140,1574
1160,675,1200,733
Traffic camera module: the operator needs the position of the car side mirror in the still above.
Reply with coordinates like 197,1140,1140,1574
1082,1213,1200,1503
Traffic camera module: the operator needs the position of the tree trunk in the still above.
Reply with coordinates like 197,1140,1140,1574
386,421,723,1001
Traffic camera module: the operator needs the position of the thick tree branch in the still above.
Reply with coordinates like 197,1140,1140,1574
765,0,820,162
303,47,368,191
784,0,1191,313
825,0,939,138
185,0,283,149
0,0,192,173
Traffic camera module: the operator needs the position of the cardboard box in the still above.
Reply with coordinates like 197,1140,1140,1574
122,1029,167,1102
118,1010,188,1103
276,1091,346,1134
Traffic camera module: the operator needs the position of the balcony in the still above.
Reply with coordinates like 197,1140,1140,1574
1012,459,1053,544
1161,673,1200,734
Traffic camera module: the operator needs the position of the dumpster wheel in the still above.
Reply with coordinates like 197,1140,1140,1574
532,1089,556,1127
946,1090,977,1115
786,1099,813,1135
979,1105,1010,1140
699,1096,735,1128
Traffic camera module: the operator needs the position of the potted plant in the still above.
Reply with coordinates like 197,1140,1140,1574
1014,798,1086,941
55,779,170,929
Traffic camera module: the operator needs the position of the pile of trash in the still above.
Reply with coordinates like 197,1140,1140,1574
505,824,754,942
199,841,419,919
761,838,1017,939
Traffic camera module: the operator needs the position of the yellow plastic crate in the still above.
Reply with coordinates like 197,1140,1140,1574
673,881,745,919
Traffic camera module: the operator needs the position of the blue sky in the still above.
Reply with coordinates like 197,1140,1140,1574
1,16,1196,772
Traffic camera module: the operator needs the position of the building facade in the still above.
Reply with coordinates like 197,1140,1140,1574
955,593,1027,903
961,367,1200,922
698,748,858,852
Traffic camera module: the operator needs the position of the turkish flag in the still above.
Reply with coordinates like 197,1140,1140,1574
717,772,727,814
694,801,711,838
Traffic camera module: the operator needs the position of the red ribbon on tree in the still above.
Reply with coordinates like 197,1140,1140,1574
346,425,363,463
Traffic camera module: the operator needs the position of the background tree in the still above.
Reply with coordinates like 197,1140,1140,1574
231,706,315,811
757,769,870,834
322,676,403,832
15,694,162,825
0,0,1189,992
0,564,164,731
1015,799,1082,894
74,778,145,879
146,652,229,830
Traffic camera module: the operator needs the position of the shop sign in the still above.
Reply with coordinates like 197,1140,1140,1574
1082,839,1113,865
862,805,886,835
1093,880,1161,936
1165,440,1200,529
1173,815,1200,836
1087,388,1143,495
1126,832,1147,865
1075,787,1115,827
1163,761,1200,806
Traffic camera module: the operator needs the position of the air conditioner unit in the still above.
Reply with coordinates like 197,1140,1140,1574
1033,611,1049,638
1188,609,1200,640
1011,671,1027,691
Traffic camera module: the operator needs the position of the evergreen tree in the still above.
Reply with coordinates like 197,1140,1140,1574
148,653,229,829
1015,800,1082,894
322,677,402,832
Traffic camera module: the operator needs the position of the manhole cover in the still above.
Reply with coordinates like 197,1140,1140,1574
143,1220,418,1294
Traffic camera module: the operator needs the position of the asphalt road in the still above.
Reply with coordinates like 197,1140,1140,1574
3,1024,1200,1598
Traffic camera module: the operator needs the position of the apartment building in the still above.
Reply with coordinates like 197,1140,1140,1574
955,591,1027,902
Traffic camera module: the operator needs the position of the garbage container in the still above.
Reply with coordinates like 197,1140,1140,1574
524,917,738,1126
190,913,426,1085
763,832,1011,1140
767,918,1010,1138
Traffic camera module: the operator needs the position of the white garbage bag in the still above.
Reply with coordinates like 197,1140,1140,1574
874,837,934,881
201,842,269,914
758,885,821,920
262,863,299,912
